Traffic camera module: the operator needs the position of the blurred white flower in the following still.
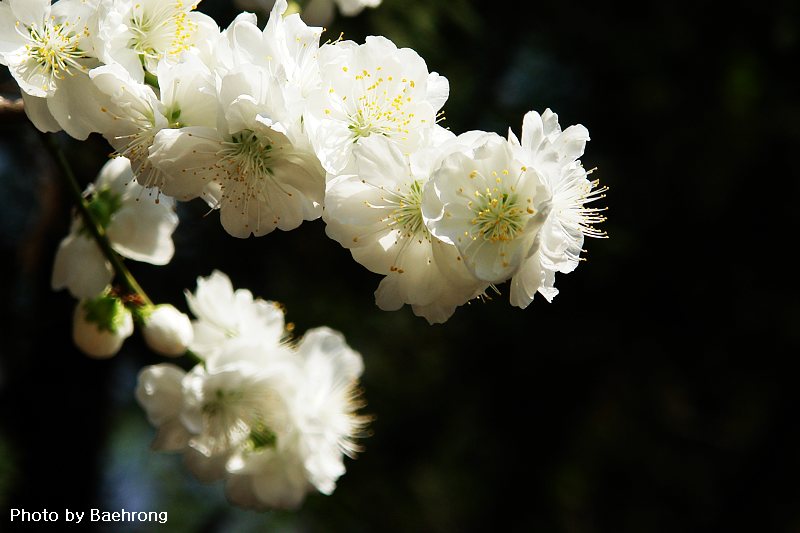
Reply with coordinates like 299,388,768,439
51,156,179,299
179,343,295,477
72,294,134,358
142,304,194,356
135,363,191,450
136,273,369,511
285,327,367,493
224,440,311,510
224,327,368,510
185,270,290,360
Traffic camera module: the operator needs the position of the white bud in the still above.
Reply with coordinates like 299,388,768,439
142,304,194,357
73,297,134,359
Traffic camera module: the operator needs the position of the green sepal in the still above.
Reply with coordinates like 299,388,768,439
85,187,123,232
167,107,183,129
131,303,156,327
143,70,160,90
81,293,128,333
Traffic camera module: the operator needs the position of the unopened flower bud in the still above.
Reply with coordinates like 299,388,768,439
142,304,193,357
73,295,134,359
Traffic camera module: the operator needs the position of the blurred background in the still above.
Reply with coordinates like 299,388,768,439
1,0,799,531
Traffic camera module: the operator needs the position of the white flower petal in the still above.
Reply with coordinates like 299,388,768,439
46,73,114,141
8,0,48,26
108,195,178,264
51,233,113,299
20,92,60,133
149,127,223,200
509,254,545,309
135,364,187,426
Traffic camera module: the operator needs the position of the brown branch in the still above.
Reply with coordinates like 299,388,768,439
0,95,23,112
0,95,26,124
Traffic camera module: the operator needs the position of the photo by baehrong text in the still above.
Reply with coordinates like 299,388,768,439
9,508,168,524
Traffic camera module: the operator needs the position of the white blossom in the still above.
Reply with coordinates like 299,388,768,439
51,226,114,300
135,363,191,450
142,304,194,356
184,270,290,360
422,132,552,285
225,441,311,510
506,109,607,308
149,62,325,237
72,294,134,358
179,343,296,483
93,0,218,80
221,1,322,117
51,156,179,299
324,133,488,323
305,35,449,175
89,54,217,190
146,5,326,237
136,273,368,511
285,327,366,494
0,0,114,139
224,327,368,510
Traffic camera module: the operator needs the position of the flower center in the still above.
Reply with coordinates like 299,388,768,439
219,130,275,182
129,2,197,64
389,180,428,238
468,172,529,243
247,422,277,451
199,385,279,454
200,388,247,451
23,20,86,81
346,68,416,140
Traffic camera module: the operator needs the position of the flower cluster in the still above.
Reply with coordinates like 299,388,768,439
136,271,369,510
1,0,606,325
50,155,184,358
1,0,608,516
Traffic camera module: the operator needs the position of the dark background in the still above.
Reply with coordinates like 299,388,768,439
1,0,799,531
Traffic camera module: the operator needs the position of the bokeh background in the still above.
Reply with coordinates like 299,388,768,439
1,0,799,531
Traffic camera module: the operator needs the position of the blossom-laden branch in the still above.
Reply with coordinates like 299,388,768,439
1,0,605,325
38,131,154,307
0,0,605,513
36,129,371,510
